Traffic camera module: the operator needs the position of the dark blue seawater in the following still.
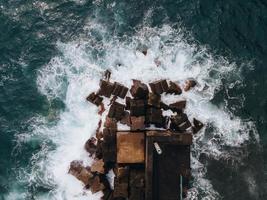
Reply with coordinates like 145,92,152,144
0,0,267,199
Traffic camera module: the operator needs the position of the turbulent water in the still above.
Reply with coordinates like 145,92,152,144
1,0,267,200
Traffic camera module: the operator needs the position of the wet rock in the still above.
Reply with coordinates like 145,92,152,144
170,113,190,131
178,120,192,131
91,159,105,174
104,117,118,130
103,128,116,144
130,80,149,99
169,100,186,113
77,168,94,186
167,81,182,95
108,102,125,121
102,142,116,163
130,116,145,131
104,70,111,81
192,118,204,134
98,80,114,98
160,102,169,110
146,107,164,127
184,79,197,91
147,93,161,108
125,97,131,110
112,82,129,99
149,80,168,95
68,160,94,186
69,160,83,176
84,138,97,156
96,140,103,159
130,99,146,117
113,166,129,198
120,111,131,126
86,92,103,106
129,169,145,200
91,175,105,194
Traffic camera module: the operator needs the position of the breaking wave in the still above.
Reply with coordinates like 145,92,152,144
9,20,258,200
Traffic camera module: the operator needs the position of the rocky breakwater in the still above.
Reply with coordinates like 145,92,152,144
68,70,204,200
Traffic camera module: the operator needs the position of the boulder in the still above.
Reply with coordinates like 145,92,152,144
104,117,118,130
146,107,164,127
147,93,161,108
192,118,204,134
84,138,97,156
169,100,186,113
112,82,129,99
113,166,129,198
167,81,182,95
125,97,131,110
149,80,168,95
108,102,125,121
120,111,131,126
130,80,149,99
130,116,145,131
91,175,105,194
86,92,103,106
130,99,146,117
68,160,94,186
184,79,197,91
170,113,190,131
98,80,114,98
91,159,105,174
69,160,83,176
103,128,116,144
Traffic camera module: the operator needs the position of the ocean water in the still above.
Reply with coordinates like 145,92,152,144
0,0,267,199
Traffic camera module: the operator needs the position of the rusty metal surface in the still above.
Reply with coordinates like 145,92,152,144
117,132,145,163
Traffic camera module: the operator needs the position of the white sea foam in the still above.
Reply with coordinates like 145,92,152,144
11,22,258,200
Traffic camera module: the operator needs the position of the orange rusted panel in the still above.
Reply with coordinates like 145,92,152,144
117,132,145,163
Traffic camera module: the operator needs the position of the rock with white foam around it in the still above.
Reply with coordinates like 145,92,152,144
68,160,94,186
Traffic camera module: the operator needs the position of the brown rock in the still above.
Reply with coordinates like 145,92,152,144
91,175,105,194
193,118,204,134
112,82,129,99
86,92,103,106
104,117,117,130
98,79,114,98
108,102,125,121
130,99,146,117
104,69,111,81
147,93,161,108
69,160,83,176
149,80,168,95
160,102,169,110
120,111,131,126
96,140,103,159
130,80,149,99
103,128,116,144
184,79,197,91
125,97,131,110
169,100,186,113
113,166,129,198
102,142,116,163
91,159,105,174
169,113,189,131
146,107,164,127
130,116,145,131
68,161,94,186
84,138,97,156
77,168,94,186
167,81,182,95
